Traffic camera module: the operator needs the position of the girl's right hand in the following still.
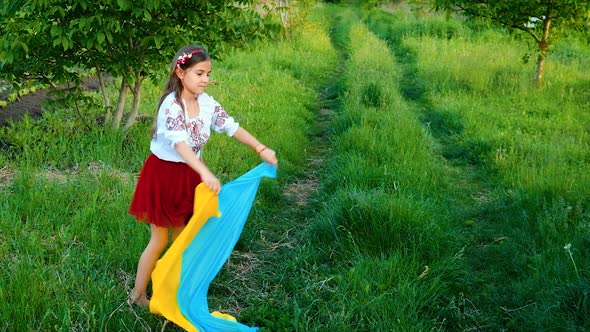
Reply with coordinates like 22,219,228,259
201,171,221,194
259,148,278,166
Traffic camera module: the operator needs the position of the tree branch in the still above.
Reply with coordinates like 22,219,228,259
455,3,542,42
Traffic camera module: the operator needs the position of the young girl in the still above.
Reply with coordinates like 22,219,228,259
128,45,278,307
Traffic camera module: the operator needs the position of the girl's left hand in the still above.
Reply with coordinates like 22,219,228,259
259,148,278,166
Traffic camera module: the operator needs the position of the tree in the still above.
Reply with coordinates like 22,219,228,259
431,0,590,86
0,0,280,130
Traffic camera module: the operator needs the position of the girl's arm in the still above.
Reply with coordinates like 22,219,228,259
175,141,221,193
232,127,278,166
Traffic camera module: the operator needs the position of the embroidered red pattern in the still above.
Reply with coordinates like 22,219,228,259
214,106,228,127
166,111,185,131
186,119,208,153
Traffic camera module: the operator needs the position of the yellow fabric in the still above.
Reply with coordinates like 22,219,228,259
149,183,222,331
211,311,237,322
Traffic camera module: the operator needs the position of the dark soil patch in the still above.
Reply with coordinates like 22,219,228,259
0,89,49,127
0,78,102,127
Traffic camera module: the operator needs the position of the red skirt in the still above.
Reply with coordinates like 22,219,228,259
129,154,202,227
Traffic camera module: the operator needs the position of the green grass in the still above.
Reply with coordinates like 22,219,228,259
282,9,462,331
366,6,590,330
0,168,159,330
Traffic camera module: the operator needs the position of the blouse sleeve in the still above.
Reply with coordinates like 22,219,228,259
211,103,239,136
160,99,189,148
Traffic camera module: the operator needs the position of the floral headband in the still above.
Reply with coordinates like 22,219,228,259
176,50,204,69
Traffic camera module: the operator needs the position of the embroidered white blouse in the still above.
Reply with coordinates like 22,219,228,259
150,92,239,162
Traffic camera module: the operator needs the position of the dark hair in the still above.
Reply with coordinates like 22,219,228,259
151,45,211,137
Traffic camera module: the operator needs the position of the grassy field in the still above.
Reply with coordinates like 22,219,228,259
366,7,590,330
1,3,589,331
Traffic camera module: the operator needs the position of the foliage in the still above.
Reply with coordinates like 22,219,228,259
0,0,281,129
322,0,403,7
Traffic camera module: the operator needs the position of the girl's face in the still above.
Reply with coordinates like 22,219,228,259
176,60,212,95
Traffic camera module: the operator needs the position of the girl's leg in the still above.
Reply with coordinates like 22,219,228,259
171,225,185,242
129,224,169,307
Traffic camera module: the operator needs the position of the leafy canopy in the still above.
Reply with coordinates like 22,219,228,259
432,0,589,42
0,0,279,86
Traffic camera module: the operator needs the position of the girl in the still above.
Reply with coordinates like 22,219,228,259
128,45,278,307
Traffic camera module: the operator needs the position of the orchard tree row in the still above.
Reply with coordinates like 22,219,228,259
0,0,283,130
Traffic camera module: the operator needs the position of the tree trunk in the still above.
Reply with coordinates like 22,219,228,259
534,51,546,86
534,14,552,87
96,71,112,124
112,78,128,129
279,0,289,29
124,71,142,131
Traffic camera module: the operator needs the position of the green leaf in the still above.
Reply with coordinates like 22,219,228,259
19,42,29,54
97,32,105,44
4,52,14,64
50,25,62,37
62,37,69,51
154,36,162,48
117,0,131,10
106,31,113,43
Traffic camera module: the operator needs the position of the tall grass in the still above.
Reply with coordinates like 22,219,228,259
367,7,590,330
0,111,151,171
406,35,589,201
198,8,339,182
287,7,461,331
0,168,162,330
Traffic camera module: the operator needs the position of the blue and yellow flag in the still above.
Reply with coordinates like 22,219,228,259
150,163,277,331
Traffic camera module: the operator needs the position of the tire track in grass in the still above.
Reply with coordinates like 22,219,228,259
211,72,342,332
206,23,345,332
365,11,500,330
366,11,590,330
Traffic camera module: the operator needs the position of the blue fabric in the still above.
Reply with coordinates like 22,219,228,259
177,163,277,331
